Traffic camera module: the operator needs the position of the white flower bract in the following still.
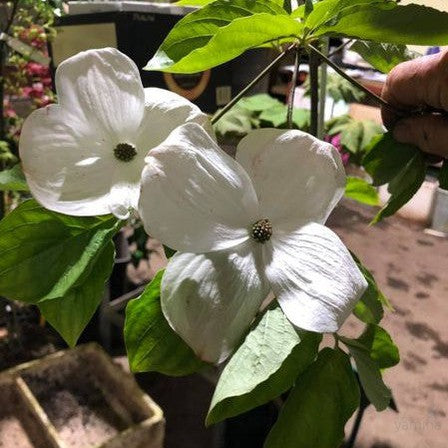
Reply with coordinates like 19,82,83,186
19,47,209,219
139,124,368,364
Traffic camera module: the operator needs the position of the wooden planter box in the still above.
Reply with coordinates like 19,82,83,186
0,344,164,448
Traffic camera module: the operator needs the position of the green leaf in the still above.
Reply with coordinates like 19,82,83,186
0,200,120,303
345,177,379,206
305,0,383,32
259,105,310,129
207,307,321,425
339,336,391,411
351,253,386,324
239,93,284,112
350,41,416,74
314,3,448,46
326,114,351,135
439,159,448,191
39,242,115,347
0,164,29,191
373,151,426,223
213,103,257,137
363,132,420,186
124,270,205,376
175,0,286,5
264,348,359,448
290,4,305,19
357,324,400,369
339,120,383,155
175,0,214,5
145,9,302,73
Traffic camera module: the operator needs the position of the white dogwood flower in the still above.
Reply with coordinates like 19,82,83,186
139,124,368,363
19,47,209,219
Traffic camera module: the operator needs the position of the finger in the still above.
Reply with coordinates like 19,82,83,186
393,114,448,158
381,50,448,129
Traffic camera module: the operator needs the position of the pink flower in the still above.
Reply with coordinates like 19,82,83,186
325,134,350,166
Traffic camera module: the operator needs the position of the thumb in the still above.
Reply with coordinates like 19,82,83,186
393,115,448,158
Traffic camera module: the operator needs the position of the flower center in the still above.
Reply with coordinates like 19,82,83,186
251,218,272,243
114,143,137,162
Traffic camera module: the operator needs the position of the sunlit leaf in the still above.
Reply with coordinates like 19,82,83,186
207,306,321,425
357,324,400,369
145,8,301,73
314,3,448,46
345,177,379,206
305,0,384,32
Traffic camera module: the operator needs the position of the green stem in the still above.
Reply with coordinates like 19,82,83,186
327,39,353,59
211,44,295,125
308,44,402,114
287,47,300,129
309,50,319,137
318,38,329,139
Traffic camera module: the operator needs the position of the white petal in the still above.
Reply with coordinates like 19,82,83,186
136,87,212,151
20,105,114,216
139,123,259,253
161,241,270,363
108,183,140,219
264,223,367,333
55,47,145,143
236,129,346,229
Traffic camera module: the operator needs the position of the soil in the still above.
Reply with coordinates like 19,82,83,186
22,356,133,448
0,383,48,448
327,199,448,448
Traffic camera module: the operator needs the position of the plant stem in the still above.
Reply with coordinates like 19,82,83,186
345,404,366,448
327,39,353,59
211,44,295,125
317,38,329,139
5,0,21,34
287,46,300,129
308,44,402,114
309,50,319,137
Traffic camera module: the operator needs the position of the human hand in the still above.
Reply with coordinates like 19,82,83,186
381,50,448,158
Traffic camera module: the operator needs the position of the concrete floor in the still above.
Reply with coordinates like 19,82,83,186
328,199,448,448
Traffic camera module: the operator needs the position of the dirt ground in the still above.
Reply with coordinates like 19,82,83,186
327,199,448,448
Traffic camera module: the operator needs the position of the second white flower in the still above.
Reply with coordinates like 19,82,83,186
139,124,368,363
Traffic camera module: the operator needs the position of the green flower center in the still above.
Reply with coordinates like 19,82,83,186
114,143,137,162
251,218,272,243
